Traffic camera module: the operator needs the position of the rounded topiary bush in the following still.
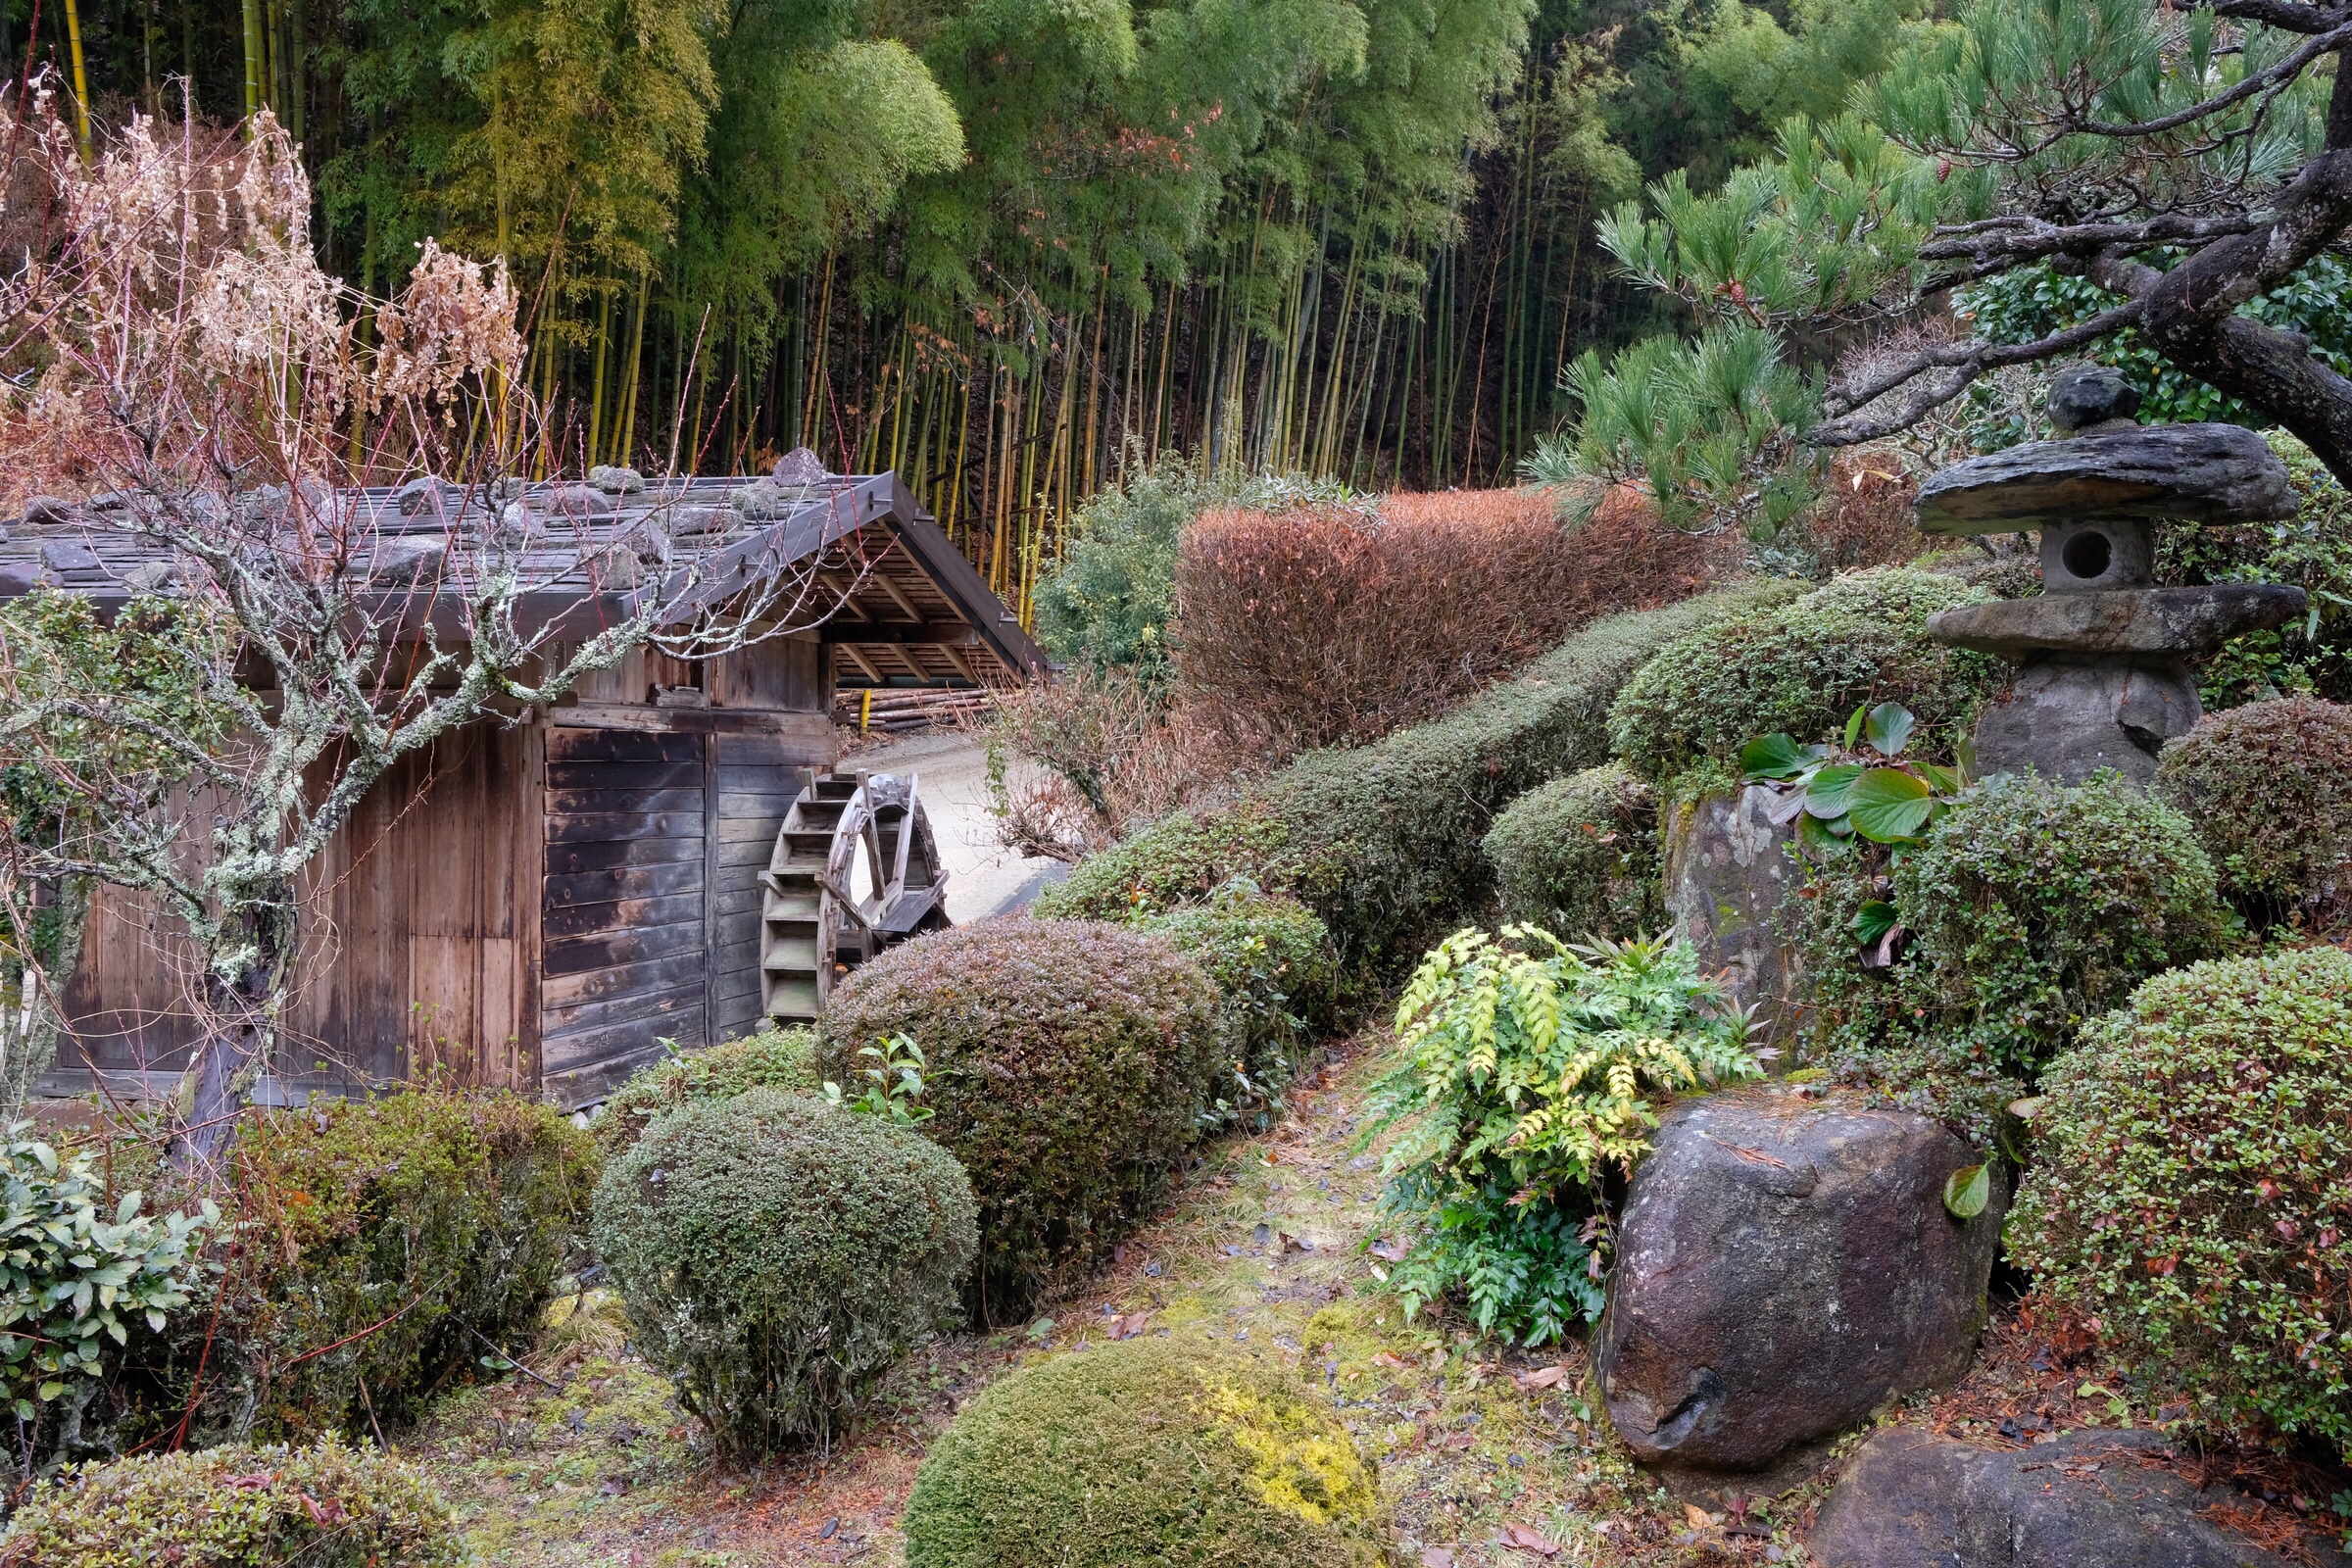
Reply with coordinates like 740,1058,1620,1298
590,1025,819,1155
0,1437,462,1568
819,918,1220,1315
902,1338,1390,1568
1789,774,2231,1138
593,1087,976,1455
1482,761,1661,936
1608,566,1996,785
1137,879,1340,1122
2011,949,2352,1458
2154,696,2352,923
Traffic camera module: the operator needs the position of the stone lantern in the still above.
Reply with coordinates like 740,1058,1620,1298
1914,368,2308,784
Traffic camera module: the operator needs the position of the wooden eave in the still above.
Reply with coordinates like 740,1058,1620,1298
0,472,1046,685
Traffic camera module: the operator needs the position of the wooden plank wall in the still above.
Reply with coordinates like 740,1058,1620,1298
51,723,540,1096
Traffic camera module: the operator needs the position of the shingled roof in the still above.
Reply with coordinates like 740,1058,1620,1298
0,467,1047,686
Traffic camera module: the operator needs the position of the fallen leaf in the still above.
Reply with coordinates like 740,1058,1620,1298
1108,1311,1153,1340
1419,1550,1456,1568
1513,1364,1568,1391
1684,1503,1718,1530
1372,1351,1412,1370
1370,1237,1406,1261
1500,1521,1561,1556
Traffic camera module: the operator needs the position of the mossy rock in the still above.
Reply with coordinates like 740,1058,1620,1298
902,1337,1393,1568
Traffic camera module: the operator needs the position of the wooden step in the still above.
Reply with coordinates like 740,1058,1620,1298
761,937,818,971
764,977,819,1020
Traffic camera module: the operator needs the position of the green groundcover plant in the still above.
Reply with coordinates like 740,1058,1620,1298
0,1126,210,1452
0,1436,465,1567
1363,928,1758,1345
2012,949,2352,1460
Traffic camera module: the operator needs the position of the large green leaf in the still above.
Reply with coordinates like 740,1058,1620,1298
1943,1163,1990,1219
1804,762,1866,818
1846,767,1935,842
1741,732,1824,781
1851,900,1898,946
1863,702,1916,758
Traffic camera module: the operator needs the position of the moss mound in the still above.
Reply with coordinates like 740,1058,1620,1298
1607,566,1996,786
818,918,1220,1316
2012,949,2352,1458
589,1025,819,1156
1482,761,1661,937
1,1437,463,1568
2154,696,2352,924
902,1337,1391,1568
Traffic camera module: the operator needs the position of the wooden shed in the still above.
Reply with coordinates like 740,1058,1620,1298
5,469,1045,1109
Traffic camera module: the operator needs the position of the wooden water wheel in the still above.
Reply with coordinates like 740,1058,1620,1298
760,768,952,1023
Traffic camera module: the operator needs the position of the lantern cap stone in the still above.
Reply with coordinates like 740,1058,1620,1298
1914,423,2294,535
2046,364,2141,434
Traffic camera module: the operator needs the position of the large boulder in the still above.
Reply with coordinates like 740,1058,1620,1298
1810,1428,2344,1567
1661,786,1801,1040
1595,1090,2006,1483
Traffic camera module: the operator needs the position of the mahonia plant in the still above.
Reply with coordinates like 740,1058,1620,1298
1362,928,1758,1343
0,1127,213,1424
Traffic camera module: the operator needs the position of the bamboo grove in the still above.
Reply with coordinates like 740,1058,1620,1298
24,0,1918,617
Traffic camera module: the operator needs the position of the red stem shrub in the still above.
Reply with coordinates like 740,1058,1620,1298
1172,486,1707,752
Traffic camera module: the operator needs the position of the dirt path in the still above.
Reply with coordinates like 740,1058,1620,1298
409,1037,1743,1568
839,729,1066,924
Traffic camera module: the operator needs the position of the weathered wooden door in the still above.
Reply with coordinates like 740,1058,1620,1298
537,723,816,1106
538,727,711,1103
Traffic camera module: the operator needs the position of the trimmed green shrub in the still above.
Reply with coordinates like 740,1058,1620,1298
902,1338,1390,1568
1482,762,1662,937
1138,880,1339,1129
0,1436,464,1568
2154,697,2352,924
209,1090,596,1440
593,1088,976,1455
2158,431,2352,706
1608,566,1997,786
589,1025,819,1155
1040,581,1801,967
818,919,1221,1316
2011,949,2352,1458
1788,774,2231,1140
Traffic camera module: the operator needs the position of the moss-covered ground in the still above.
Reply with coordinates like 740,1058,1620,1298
407,1029,2344,1567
